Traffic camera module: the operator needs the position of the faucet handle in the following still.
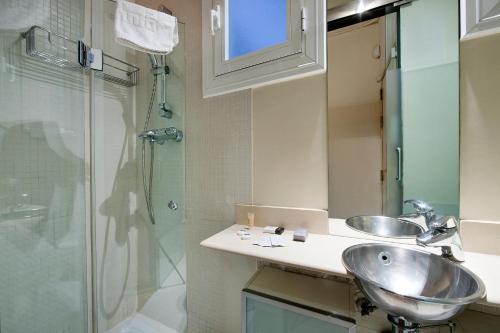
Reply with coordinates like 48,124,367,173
404,199,434,214
430,215,459,230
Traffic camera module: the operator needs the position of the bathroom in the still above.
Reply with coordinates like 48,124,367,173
0,0,499,332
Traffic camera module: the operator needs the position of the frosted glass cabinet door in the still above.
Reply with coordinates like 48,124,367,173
242,291,356,333
202,0,326,97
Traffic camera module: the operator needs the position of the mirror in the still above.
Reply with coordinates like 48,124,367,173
327,0,459,219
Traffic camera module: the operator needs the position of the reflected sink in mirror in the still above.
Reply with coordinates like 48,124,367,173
342,243,486,325
345,216,424,238
0,204,47,222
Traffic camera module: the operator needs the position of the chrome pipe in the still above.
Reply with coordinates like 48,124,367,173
148,54,158,68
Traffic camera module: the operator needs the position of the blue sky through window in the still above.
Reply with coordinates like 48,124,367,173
228,0,288,59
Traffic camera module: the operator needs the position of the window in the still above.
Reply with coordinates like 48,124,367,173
461,0,500,38
203,0,326,97
227,0,288,59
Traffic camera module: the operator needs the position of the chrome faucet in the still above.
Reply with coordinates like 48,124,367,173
400,199,436,229
416,215,465,262
138,127,183,144
401,199,465,262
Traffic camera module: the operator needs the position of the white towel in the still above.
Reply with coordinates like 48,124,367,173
115,0,179,55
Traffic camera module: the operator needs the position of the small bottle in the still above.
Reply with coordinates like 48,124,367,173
247,212,255,228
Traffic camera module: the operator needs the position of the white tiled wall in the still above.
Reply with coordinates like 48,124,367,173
185,87,257,332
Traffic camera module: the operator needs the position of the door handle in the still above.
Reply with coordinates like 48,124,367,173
396,146,402,181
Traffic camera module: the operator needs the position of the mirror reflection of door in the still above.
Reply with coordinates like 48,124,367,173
327,0,459,220
328,15,401,218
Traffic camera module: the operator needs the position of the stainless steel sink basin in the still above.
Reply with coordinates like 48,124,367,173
346,216,424,238
342,243,486,324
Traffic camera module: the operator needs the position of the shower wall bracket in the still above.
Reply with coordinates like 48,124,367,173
77,40,103,71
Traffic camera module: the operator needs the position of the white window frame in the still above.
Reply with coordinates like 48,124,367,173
214,0,303,76
461,0,500,39
203,0,326,97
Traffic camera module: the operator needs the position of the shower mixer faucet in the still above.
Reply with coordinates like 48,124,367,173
138,127,183,144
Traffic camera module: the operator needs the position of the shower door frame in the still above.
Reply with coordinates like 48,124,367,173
84,0,97,332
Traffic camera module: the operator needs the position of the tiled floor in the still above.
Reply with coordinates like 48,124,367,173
107,257,187,333
107,313,178,333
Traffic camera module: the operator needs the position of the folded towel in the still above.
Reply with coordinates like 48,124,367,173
115,0,178,54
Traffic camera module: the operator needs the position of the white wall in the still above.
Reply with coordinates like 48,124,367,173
327,20,384,218
252,75,329,210
461,32,500,222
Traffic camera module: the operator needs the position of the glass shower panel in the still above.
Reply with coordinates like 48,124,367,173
150,24,186,290
92,0,186,331
91,0,144,331
144,23,187,332
0,1,88,333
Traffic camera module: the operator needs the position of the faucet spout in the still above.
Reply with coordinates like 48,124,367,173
399,199,465,262
402,199,436,229
416,216,465,262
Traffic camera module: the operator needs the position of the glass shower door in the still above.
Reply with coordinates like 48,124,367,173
0,0,89,333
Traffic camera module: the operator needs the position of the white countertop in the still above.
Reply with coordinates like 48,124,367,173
201,223,500,306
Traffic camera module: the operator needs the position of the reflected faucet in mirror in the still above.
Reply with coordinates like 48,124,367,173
401,199,464,262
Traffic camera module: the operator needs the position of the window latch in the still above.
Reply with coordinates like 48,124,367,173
210,5,221,36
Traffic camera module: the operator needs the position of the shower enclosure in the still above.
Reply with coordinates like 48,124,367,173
0,0,186,332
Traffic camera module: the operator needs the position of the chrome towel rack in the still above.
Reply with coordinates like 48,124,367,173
21,25,139,87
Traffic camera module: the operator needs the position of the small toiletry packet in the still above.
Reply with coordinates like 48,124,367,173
253,235,286,247
237,228,251,240
253,237,272,247
270,235,286,247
